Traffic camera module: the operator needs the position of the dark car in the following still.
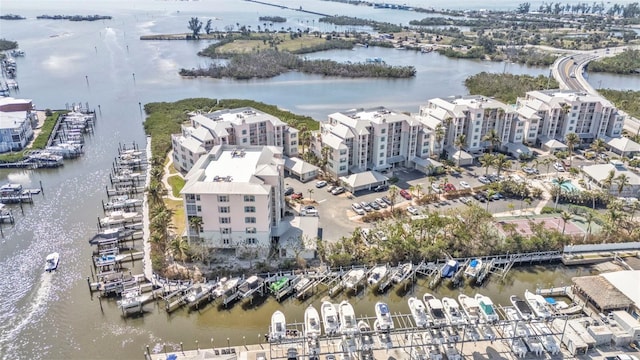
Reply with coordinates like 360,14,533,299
284,187,294,196
374,184,389,192
381,196,392,205
369,201,381,210
473,193,486,202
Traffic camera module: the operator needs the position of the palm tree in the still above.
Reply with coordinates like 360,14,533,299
554,176,570,210
493,154,511,176
565,132,580,168
428,176,436,194
485,189,495,212
602,169,616,193
482,129,501,154
479,153,495,175
320,146,331,175
413,184,423,199
434,124,445,154
169,236,190,263
388,186,399,213
560,211,572,235
541,158,553,177
454,134,466,167
590,138,607,158
584,210,596,241
615,173,630,196
147,180,167,206
188,216,203,242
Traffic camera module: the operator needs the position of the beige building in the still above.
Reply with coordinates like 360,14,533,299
180,145,286,258
171,107,299,172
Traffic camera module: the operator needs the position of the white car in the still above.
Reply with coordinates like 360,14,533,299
351,203,365,215
553,162,565,172
375,198,388,208
315,180,327,188
459,181,471,189
301,205,318,216
407,206,420,215
478,176,490,184
431,183,442,193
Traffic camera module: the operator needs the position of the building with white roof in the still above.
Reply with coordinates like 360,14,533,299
0,97,36,153
417,95,524,160
581,160,640,197
172,107,299,172
516,90,623,148
601,270,640,318
180,145,286,258
313,106,432,178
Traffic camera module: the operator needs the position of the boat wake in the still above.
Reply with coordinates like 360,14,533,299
0,273,53,351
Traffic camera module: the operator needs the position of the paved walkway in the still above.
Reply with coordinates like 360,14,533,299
162,150,183,201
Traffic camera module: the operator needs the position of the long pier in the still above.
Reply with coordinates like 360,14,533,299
243,0,332,17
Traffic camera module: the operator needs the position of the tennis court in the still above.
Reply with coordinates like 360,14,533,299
496,216,585,236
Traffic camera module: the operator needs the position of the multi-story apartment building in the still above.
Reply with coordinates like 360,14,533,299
314,107,431,178
516,90,624,148
180,145,286,258
171,107,299,172
0,97,36,153
417,95,522,160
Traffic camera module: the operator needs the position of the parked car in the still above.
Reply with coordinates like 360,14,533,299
399,189,412,200
459,181,471,189
431,183,443,193
374,184,389,192
284,187,294,196
407,206,420,215
360,201,373,212
459,196,471,205
351,203,365,215
375,230,388,242
369,201,381,210
315,180,327,188
375,198,388,208
444,183,456,192
381,196,392,205
491,192,503,200
331,186,345,195
553,162,565,172
599,153,609,160
473,193,486,202
522,167,538,175
478,176,490,184
327,185,336,193
301,205,318,216
291,192,303,200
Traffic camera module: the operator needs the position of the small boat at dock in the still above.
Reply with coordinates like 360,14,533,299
321,301,339,335
45,252,60,272
117,287,149,315
338,300,358,335
510,295,535,321
213,277,240,297
343,268,365,291
408,296,429,328
270,310,286,341
367,265,388,286
358,320,375,352
392,262,412,283
442,297,466,326
185,282,215,309
524,289,552,319
423,293,447,327
464,258,482,278
475,293,499,323
441,342,461,360
374,320,393,349
441,260,458,278
304,305,321,338
374,301,394,331
458,294,480,324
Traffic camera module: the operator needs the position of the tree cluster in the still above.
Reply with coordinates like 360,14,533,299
464,72,559,104
589,49,640,74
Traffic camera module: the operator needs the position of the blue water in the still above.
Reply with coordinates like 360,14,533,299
553,179,580,192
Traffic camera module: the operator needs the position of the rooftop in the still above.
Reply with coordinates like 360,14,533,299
0,111,28,129
573,275,634,311
582,163,640,186
600,270,640,308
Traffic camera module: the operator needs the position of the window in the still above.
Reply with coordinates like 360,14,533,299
379,152,384,157
291,133,297,138
221,227,231,234
339,165,347,171
246,227,256,234
197,205,201,212
380,144,385,149
242,129,247,135
220,217,231,224
246,238,257,245
381,129,386,134
290,141,297,146
244,195,255,202
244,206,256,213
222,238,230,245
218,195,229,202
196,195,200,201
379,160,384,165
219,206,230,213
477,114,481,118
381,137,386,142
245,217,256,223
473,135,478,140
242,138,247,143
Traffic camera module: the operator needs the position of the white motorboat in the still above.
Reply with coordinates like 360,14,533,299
343,268,365,290
338,300,358,335
45,252,60,272
185,282,214,308
408,297,429,328
504,307,543,356
374,301,394,330
374,320,393,349
502,322,528,358
93,253,127,267
530,321,561,355
213,277,240,297
464,258,483,278
442,297,466,326
358,321,375,351
479,323,496,340
475,293,499,323
367,265,388,286
423,293,447,327
510,295,535,321
321,301,340,335
117,287,148,315
458,294,481,324
99,211,141,227
440,343,461,360
425,343,442,360
392,262,412,283
304,305,321,338
270,310,287,341
524,289,552,319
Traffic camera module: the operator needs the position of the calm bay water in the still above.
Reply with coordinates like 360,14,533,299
0,0,636,358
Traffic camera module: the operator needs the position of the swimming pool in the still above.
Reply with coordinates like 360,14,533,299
552,179,580,192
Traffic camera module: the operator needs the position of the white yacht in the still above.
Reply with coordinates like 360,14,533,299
442,297,466,326
213,277,240,297
475,293,499,323
339,300,358,335
321,301,340,335
343,268,365,291
374,301,394,330
423,293,447,327
367,265,388,287
117,287,149,316
45,252,60,272
392,262,412,283
530,321,561,355
270,310,287,341
524,289,553,319
408,297,429,328
502,322,528,358
504,307,544,356
185,282,214,308
458,294,481,324
304,305,322,338
510,295,535,321
464,258,483,278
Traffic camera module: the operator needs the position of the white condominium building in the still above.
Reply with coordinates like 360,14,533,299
418,95,522,157
315,107,431,178
180,145,285,258
171,107,298,172
516,90,623,147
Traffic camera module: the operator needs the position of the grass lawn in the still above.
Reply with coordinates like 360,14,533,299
216,34,327,54
165,154,178,175
165,199,186,237
167,175,185,198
